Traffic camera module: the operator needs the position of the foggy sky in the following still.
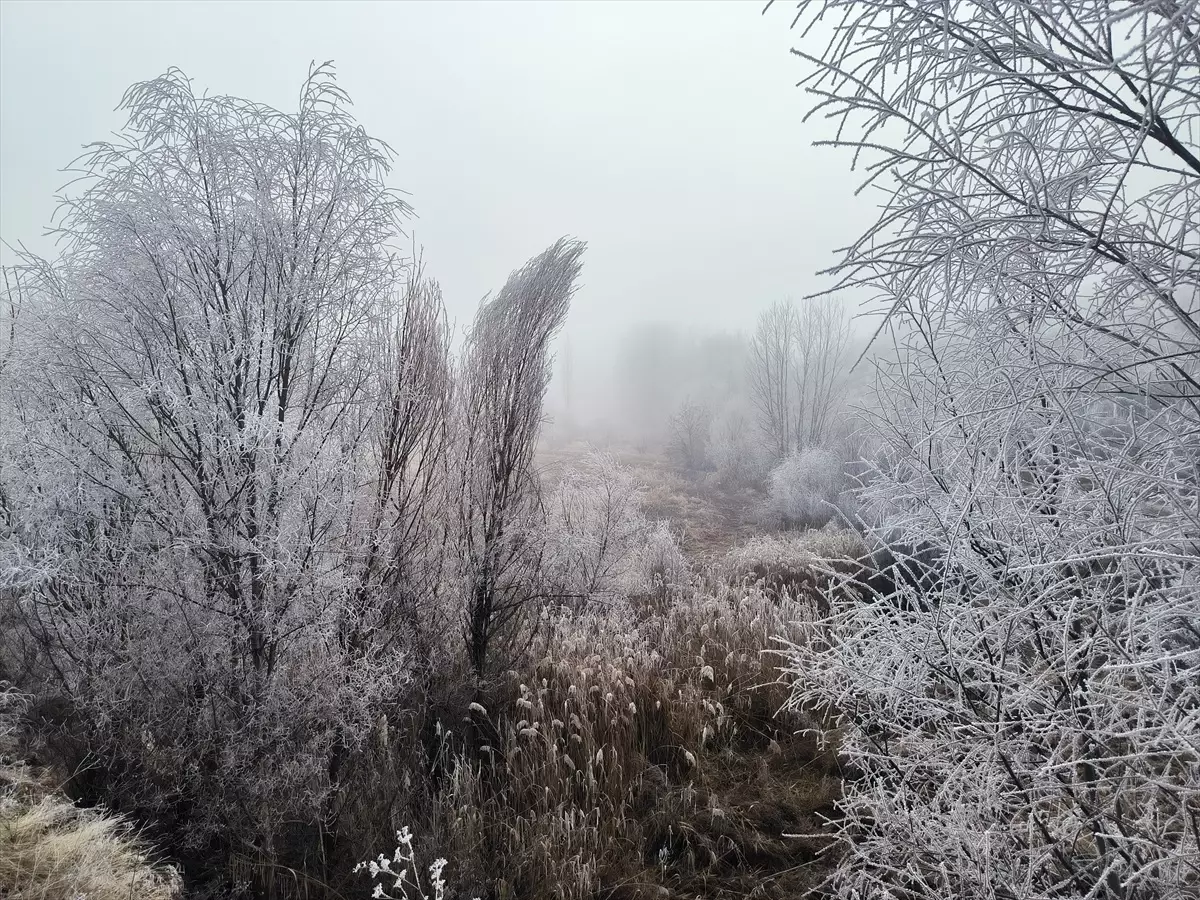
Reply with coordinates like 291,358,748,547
0,0,874,344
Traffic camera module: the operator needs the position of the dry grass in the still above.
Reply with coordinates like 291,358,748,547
423,569,844,899
0,795,183,900
722,529,868,612
367,448,854,899
564,449,763,557
0,687,182,900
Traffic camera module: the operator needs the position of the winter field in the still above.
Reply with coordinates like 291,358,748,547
2,2,1198,899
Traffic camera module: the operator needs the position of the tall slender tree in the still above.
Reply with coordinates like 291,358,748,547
457,238,585,676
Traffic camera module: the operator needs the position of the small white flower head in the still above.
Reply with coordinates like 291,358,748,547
430,857,448,886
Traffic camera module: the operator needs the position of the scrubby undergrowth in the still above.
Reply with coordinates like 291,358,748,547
0,689,182,900
446,587,840,898
342,530,856,900
3,442,858,900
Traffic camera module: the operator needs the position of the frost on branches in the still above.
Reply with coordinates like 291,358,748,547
0,64,421,847
0,61,586,861
540,451,650,602
455,238,585,676
776,2,1200,898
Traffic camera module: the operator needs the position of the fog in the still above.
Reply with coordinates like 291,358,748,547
2,4,1195,896
1,0,879,442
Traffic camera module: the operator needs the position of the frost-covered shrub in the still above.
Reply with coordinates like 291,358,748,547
776,3,1200,896
762,447,848,530
540,452,648,602
709,411,771,487
631,520,689,599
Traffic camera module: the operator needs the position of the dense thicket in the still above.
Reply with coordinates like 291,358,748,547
778,2,1200,897
0,64,584,882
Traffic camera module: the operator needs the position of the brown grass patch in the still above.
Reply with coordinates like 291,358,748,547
1,688,182,900
419,581,842,899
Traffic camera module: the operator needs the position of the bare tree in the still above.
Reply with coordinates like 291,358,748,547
457,238,585,677
749,296,850,460
0,269,21,387
668,396,712,473
749,300,796,459
540,451,648,602
792,295,850,449
3,64,420,854
0,269,26,554
776,2,1200,898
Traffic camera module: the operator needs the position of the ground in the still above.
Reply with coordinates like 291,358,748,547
538,443,765,557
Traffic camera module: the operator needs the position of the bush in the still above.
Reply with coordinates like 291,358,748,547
762,447,849,530
540,452,649,602
632,520,689,602
709,411,772,488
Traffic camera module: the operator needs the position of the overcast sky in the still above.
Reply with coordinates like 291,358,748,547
0,0,873,342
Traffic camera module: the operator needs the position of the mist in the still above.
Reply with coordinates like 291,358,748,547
4,3,1193,898
0,1,880,445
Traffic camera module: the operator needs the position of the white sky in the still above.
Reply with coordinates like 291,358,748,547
0,0,874,343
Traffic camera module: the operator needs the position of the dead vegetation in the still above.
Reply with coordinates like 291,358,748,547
0,689,182,900
4,442,855,900
394,575,845,900
540,446,766,557
341,445,853,900
330,461,862,899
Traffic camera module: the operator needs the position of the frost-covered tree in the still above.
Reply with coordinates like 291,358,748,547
749,296,850,461
456,238,585,676
750,300,796,460
792,295,851,449
0,64,425,853
540,452,648,602
776,2,1200,898
348,266,453,673
0,269,26,581
667,396,712,472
